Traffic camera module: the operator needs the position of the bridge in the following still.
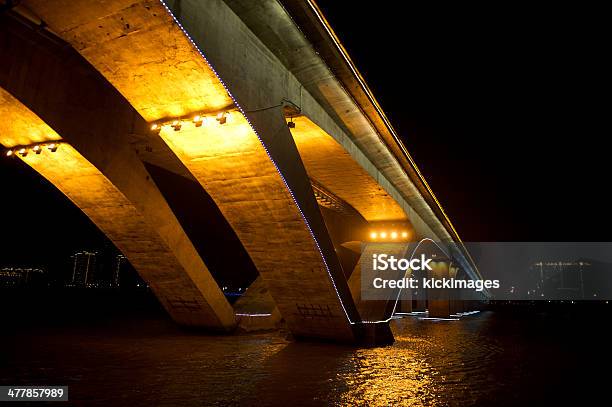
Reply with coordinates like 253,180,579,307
0,0,487,345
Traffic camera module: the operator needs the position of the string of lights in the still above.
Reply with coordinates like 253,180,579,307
150,110,236,133
4,142,61,157
369,229,411,242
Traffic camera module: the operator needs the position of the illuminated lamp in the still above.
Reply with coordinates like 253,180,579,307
150,123,159,132
401,231,409,239
193,115,204,127
391,231,398,239
380,231,387,239
18,148,27,157
47,143,58,152
33,145,42,154
6,150,13,157
370,231,378,240
171,120,182,131
216,112,227,124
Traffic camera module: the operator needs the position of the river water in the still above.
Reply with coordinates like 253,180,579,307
1,299,609,406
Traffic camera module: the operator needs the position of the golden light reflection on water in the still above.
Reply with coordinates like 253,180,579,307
4,309,584,405
331,316,503,406
337,341,442,407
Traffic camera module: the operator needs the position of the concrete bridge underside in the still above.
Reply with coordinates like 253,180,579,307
2,0,485,342
12,0,365,342
289,116,408,225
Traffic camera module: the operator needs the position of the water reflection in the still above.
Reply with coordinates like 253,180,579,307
337,345,438,406
2,309,607,406
335,314,505,406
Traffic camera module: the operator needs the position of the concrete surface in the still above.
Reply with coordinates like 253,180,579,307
0,15,236,330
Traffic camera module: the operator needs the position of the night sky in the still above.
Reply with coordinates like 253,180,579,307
0,2,607,275
316,2,607,242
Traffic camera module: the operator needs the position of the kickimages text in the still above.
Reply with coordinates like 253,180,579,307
371,253,500,292
372,276,500,292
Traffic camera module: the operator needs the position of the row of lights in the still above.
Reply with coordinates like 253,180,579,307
5,143,59,157
150,111,234,133
369,230,410,241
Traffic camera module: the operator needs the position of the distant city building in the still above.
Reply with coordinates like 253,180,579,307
530,260,612,300
70,251,98,287
66,248,144,289
0,267,47,287
113,254,126,288
1,248,142,290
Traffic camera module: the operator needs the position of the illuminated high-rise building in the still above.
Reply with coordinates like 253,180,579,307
113,254,126,288
529,260,612,300
0,267,46,287
71,251,97,287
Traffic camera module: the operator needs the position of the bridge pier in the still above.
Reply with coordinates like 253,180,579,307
233,277,282,332
427,259,452,318
450,300,465,316
399,293,413,314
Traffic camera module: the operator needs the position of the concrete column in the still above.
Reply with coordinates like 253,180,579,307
155,107,359,341
233,276,282,332
399,292,413,314
427,259,451,318
414,297,428,312
449,265,464,316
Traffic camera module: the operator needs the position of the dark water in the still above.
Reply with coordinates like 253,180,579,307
1,296,610,406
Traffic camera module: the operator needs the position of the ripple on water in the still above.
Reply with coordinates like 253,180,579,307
3,310,574,406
